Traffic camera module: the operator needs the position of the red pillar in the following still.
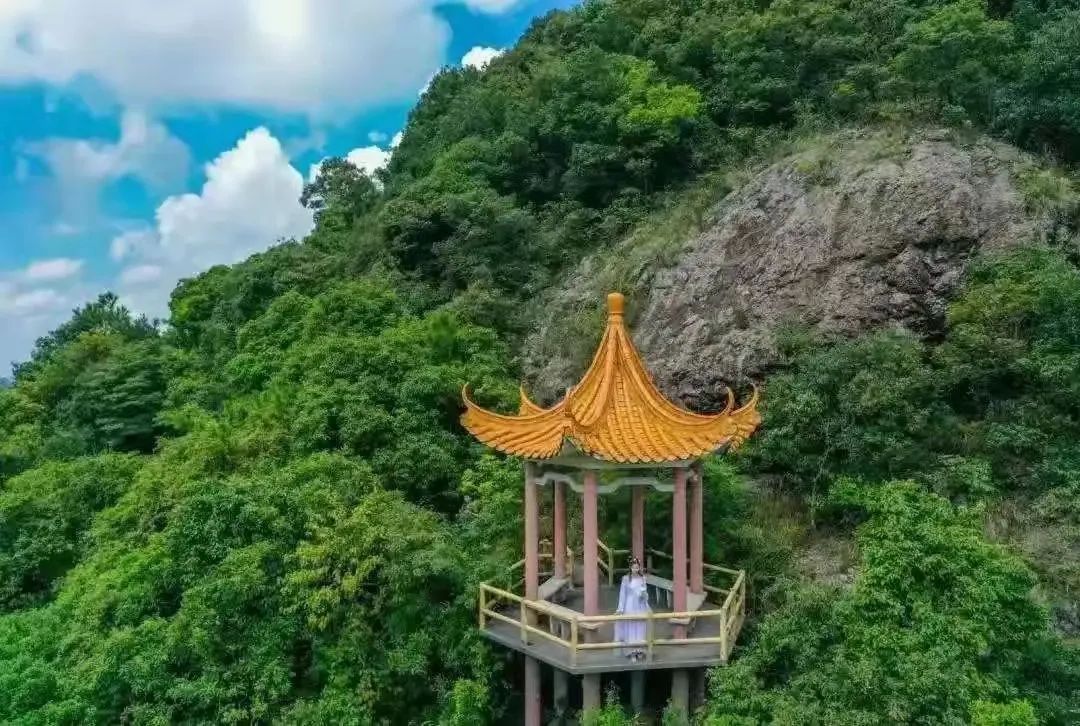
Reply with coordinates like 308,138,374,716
553,480,566,580
524,463,539,600
631,485,645,566
524,656,541,726
582,470,599,615
690,464,704,594
672,467,688,635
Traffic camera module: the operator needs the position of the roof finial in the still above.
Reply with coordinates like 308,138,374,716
607,292,625,318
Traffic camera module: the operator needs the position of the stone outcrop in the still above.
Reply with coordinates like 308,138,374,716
525,129,1063,408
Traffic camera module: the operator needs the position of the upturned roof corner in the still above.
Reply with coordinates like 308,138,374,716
461,292,761,463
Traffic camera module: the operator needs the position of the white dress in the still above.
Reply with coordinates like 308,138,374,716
615,574,650,654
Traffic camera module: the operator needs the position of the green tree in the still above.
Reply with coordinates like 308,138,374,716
997,11,1080,162
889,0,1017,123
0,454,142,609
705,481,1055,725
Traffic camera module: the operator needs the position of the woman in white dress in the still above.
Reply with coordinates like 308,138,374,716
614,556,650,661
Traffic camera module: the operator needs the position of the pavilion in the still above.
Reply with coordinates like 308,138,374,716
462,292,760,723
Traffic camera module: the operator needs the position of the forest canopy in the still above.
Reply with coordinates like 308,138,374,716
1,0,1079,723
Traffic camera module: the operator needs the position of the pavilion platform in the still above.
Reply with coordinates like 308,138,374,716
478,564,746,676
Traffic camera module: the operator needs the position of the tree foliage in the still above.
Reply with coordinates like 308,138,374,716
0,0,1079,723
703,481,1069,725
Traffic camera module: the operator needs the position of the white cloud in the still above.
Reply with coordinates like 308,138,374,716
284,126,328,158
463,0,521,11
49,221,80,236
7,288,63,314
23,257,82,282
307,145,391,183
109,228,156,261
0,1,522,114
23,109,190,219
418,72,437,98
0,275,85,369
112,126,313,317
25,109,189,190
420,44,505,95
13,156,30,182
119,264,162,285
461,46,505,70
391,132,404,149
345,146,391,175
367,131,389,144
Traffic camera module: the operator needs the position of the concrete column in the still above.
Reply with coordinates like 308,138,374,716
690,465,704,594
693,668,707,711
525,463,540,601
582,470,599,615
630,671,646,713
671,669,690,714
672,467,688,637
524,656,542,726
672,470,691,719
582,674,602,713
631,485,645,566
553,480,567,580
553,669,569,723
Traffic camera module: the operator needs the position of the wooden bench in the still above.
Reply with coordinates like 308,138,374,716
532,600,599,639
645,575,707,628
645,574,674,607
669,591,708,628
537,576,570,603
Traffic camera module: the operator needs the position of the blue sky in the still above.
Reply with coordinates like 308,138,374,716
0,0,577,369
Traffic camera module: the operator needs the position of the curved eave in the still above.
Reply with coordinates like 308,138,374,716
460,385,761,464
459,292,762,463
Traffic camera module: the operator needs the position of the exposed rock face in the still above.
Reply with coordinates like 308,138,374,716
525,130,1057,408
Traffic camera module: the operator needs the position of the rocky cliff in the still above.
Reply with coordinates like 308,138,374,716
524,129,1071,407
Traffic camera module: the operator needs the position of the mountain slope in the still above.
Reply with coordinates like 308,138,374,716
526,128,1077,407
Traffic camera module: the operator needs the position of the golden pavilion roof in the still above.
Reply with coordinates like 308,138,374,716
461,293,761,463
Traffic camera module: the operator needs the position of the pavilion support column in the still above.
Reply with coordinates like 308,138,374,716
693,668,707,711
630,671,646,713
672,467,688,638
524,463,540,602
582,674,602,713
553,669,569,723
524,656,541,726
582,470,599,616
580,470,602,719
671,669,690,714
690,463,704,595
671,467,691,717
553,480,567,580
631,485,645,566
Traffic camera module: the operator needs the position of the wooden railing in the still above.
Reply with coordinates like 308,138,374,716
596,540,618,586
498,538,574,594
478,547,746,666
595,543,739,599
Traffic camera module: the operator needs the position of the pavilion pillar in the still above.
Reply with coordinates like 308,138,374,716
671,669,690,713
582,470,599,615
553,479,567,580
672,467,688,637
524,463,540,601
693,668,708,711
690,463,704,594
630,671,646,713
581,470,602,715
631,485,645,566
553,669,569,723
671,467,691,716
582,674,602,712
524,656,541,726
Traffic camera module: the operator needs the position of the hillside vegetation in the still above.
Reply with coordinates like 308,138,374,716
1,0,1079,724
